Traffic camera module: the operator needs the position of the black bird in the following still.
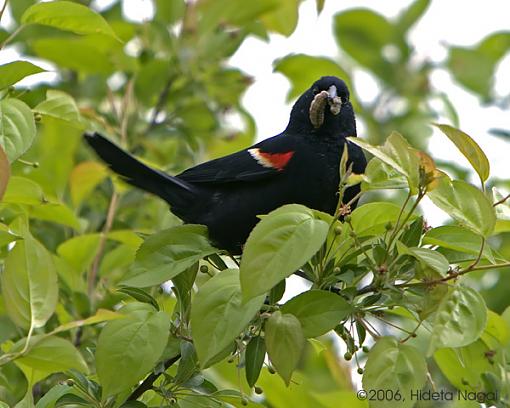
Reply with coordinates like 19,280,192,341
85,76,366,253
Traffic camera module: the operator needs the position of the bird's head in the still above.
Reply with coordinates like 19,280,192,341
287,76,356,137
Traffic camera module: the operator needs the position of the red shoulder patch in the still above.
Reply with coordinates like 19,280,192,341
248,149,294,171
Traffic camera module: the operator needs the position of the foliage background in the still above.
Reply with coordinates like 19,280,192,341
0,0,510,407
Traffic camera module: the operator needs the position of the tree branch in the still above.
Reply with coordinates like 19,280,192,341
146,77,173,133
87,192,118,299
0,0,8,22
127,354,181,401
87,80,133,301
493,193,510,207
397,259,510,289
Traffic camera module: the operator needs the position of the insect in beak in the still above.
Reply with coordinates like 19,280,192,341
309,85,343,128
327,85,342,115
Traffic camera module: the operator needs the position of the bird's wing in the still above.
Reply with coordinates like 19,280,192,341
177,135,296,184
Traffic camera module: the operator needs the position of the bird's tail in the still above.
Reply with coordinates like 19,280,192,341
84,132,197,208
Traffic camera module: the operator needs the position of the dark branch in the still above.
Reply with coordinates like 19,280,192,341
127,354,181,401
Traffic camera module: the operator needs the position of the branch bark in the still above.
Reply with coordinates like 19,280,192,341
127,354,181,401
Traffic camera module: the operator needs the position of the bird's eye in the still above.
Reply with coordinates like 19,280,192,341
312,87,319,95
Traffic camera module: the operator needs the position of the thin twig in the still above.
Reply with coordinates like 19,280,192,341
464,238,485,272
370,312,415,335
128,354,181,401
120,79,134,146
384,189,424,261
0,25,24,50
146,77,173,133
87,79,133,300
344,190,363,209
400,319,424,343
106,86,120,123
0,0,8,22
397,260,510,289
358,317,381,339
88,192,118,298
346,219,379,273
493,193,510,207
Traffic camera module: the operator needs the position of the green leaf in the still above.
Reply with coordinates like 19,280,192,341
363,337,427,408
240,204,329,300
154,0,185,24
69,162,108,206
9,0,36,23
423,225,495,263
117,286,159,311
52,309,124,335
316,0,325,14
13,335,88,384
434,124,490,183
96,303,171,397
434,340,499,391
34,90,83,127
1,227,58,330
30,202,82,231
395,0,430,34
31,37,117,74
261,0,299,36
0,223,20,247
428,285,487,355
274,54,350,101
119,402,148,408
1,176,45,205
427,175,496,237
121,225,218,287
361,158,408,191
57,234,101,272
174,341,198,385
348,132,420,194
35,384,72,408
0,61,46,90
0,144,9,201
481,310,510,349
265,311,305,385
334,9,395,79
0,98,36,162
22,1,118,39
245,336,266,388
191,269,265,368
447,33,510,100
197,0,278,34
396,245,449,277
55,394,91,407
281,290,352,338
350,202,406,237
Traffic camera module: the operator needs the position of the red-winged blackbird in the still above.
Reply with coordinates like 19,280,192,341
85,76,366,253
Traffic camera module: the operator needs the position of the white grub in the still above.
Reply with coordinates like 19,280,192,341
329,96,342,115
309,90,329,128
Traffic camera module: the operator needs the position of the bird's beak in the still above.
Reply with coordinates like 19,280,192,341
309,85,343,128
327,85,337,99
327,85,342,115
